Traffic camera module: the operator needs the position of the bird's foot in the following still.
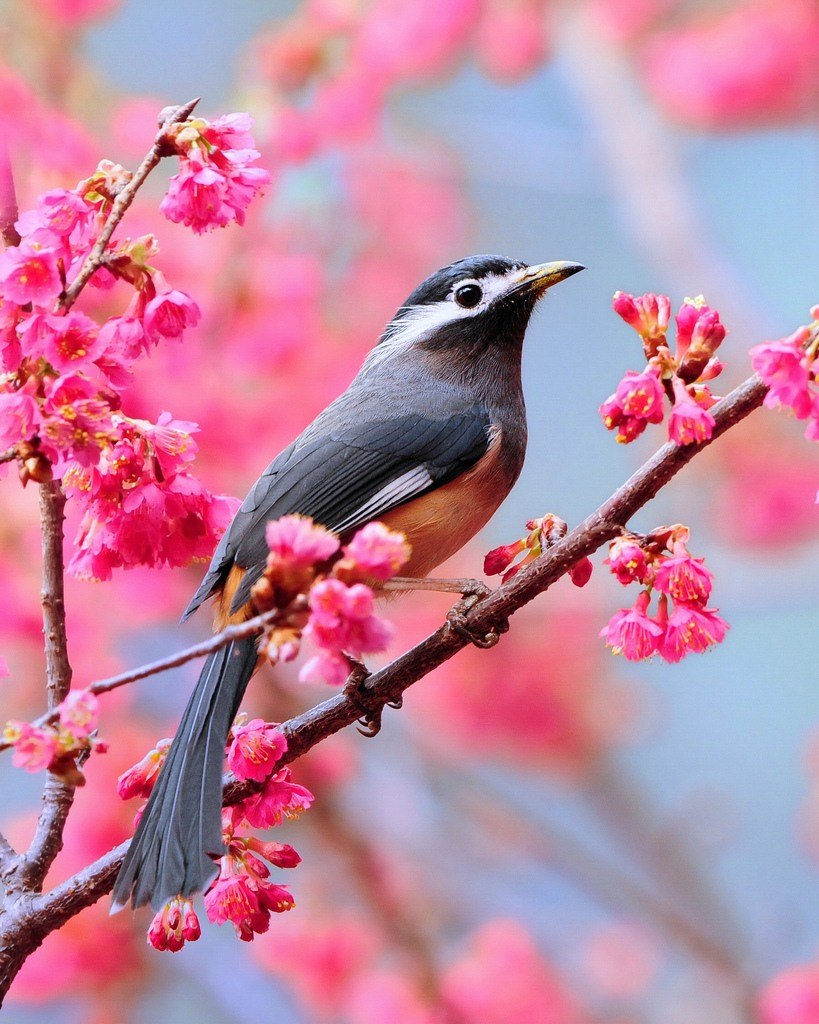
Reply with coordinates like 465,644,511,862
445,593,508,650
343,657,403,737
381,576,491,598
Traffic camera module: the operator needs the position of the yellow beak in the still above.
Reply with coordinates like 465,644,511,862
512,261,586,294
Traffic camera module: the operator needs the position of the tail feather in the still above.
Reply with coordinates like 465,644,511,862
112,636,258,911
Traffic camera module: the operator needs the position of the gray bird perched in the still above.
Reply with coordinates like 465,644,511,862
112,253,584,911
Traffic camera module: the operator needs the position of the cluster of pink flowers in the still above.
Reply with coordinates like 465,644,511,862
252,516,410,687
641,0,819,130
750,308,819,451
601,291,727,446
0,111,269,579
484,513,593,588
3,688,105,781
256,0,553,167
600,526,728,662
120,716,313,951
160,113,271,234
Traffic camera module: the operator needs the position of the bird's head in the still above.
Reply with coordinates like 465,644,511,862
373,254,584,363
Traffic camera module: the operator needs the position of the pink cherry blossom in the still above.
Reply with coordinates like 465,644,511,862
653,549,713,604
303,578,393,682
751,328,814,420
615,366,665,421
266,514,340,567
606,536,651,585
612,290,671,340
484,539,526,577
235,767,314,829
160,113,271,233
57,688,100,737
660,601,728,662
227,718,287,782
668,377,716,445
0,241,61,306
0,390,39,448
147,897,202,952
37,311,104,373
342,521,410,580
143,287,201,341
599,591,664,661
117,737,172,800
4,721,59,772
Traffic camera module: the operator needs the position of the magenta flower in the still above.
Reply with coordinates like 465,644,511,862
750,328,814,419
204,866,259,926
668,378,716,445
143,287,201,341
599,591,664,661
160,113,271,234
57,688,100,737
660,602,728,663
147,897,201,952
0,241,61,306
303,578,393,681
37,311,104,373
4,722,59,772
484,539,526,577
236,767,314,829
117,738,172,800
0,390,39,448
342,521,410,580
227,718,287,782
606,537,651,585
97,314,148,362
265,514,340,567
612,290,671,340
653,550,713,604
615,366,665,421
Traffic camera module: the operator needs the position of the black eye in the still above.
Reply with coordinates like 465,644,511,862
454,283,482,308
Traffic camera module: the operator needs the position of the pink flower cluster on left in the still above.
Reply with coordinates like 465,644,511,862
3,688,105,783
0,109,270,580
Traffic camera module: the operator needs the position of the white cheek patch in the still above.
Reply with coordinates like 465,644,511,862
368,267,525,367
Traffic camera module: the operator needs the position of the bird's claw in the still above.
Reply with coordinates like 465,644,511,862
445,594,507,649
343,658,402,737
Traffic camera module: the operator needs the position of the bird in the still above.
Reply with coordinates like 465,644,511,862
112,253,584,911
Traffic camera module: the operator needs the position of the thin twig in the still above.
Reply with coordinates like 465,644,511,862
0,607,283,752
58,97,200,312
0,148,21,250
21,481,74,890
18,372,767,941
0,447,18,465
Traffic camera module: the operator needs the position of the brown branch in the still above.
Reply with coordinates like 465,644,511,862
0,147,21,250
58,97,200,312
0,447,18,464
0,607,284,752
20,481,74,891
12,371,766,951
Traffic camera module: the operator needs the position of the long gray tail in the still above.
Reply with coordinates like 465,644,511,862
112,636,258,911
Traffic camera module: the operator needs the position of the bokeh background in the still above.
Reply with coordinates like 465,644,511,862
1,0,818,1021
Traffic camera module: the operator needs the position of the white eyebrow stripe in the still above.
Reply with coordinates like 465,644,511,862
332,465,434,533
363,266,524,371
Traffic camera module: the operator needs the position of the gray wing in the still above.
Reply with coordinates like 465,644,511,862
183,407,491,619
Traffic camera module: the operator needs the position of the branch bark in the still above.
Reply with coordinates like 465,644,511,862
0,371,766,978
19,481,75,892
58,97,199,311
